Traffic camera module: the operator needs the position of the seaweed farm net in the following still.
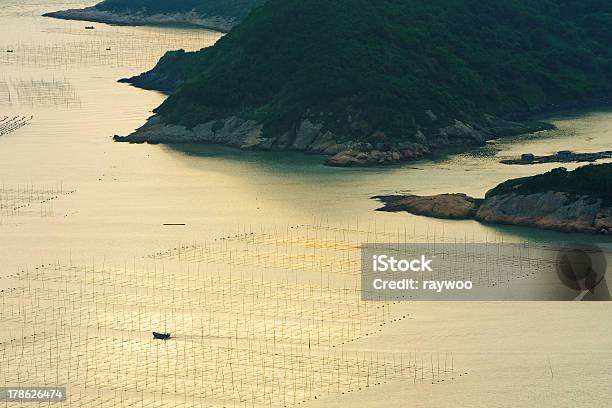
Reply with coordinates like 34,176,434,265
147,223,551,288
0,79,80,107
0,116,32,137
0,225,463,407
0,184,75,219
0,29,221,70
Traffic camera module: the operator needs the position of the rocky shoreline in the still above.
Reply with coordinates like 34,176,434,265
114,114,552,167
375,191,612,235
373,194,483,219
500,150,612,165
43,7,236,32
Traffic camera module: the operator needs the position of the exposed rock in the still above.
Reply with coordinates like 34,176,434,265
114,115,344,153
321,143,345,155
435,120,485,144
500,150,612,166
325,142,433,166
326,149,390,166
475,192,612,234
113,115,263,147
306,130,343,154
43,7,236,32
270,129,294,150
324,150,364,167
479,114,553,137
374,194,482,219
292,119,323,151
373,190,612,235
113,120,192,144
115,111,553,167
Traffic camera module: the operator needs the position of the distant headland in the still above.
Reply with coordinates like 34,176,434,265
375,164,612,235
43,0,267,32
114,0,612,166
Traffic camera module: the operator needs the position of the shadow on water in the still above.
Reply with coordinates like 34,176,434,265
165,142,327,168
163,142,419,177
477,221,612,245
163,142,612,245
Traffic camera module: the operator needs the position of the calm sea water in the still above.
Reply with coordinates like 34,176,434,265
1,2,611,407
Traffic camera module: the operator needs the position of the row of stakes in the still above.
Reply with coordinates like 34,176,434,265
0,184,75,218
0,225,470,407
0,115,32,136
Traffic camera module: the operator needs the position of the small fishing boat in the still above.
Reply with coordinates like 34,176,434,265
85,26,95,30
153,332,171,340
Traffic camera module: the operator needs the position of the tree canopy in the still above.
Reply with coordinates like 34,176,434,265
144,0,612,143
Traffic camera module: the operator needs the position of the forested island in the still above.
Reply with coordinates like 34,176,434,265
44,0,266,32
115,0,612,166
375,164,612,234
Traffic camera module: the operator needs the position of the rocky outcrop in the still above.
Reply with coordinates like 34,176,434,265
324,117,549,166
113,116,264,148
119,68,185,93
115,113,553,166
114,116,348,152
476,192,612,234
500,150,612,166
374,194,482,219
43,8,237,32
325,146,428,166
375,191,612,234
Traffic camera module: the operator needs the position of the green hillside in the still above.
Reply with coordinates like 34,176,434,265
132,0,612,147
486,164,612,204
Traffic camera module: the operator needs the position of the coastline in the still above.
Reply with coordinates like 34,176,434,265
113,114,553,167
112,98,612,167
117,74,612,168
43,7,235,32
374,190,612,235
